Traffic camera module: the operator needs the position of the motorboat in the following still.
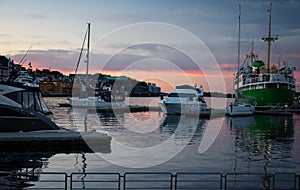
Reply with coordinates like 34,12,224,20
0,80,61,132
158,85,210,116
0,55,70,131
0,55,60,131
0,55,112,161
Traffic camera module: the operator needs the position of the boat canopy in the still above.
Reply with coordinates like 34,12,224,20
252,60,264,68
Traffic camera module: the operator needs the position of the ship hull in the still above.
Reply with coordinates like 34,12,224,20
240,88,295,106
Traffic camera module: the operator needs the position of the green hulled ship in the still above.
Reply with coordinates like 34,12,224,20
236,4,296,107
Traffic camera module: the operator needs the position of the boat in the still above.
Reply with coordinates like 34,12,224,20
0,57,61,132
236,3,296,107
158,84,211,116
68,96,126,108
68,23,126,108
0,55,112,157
226,102,255,116
225,5,255,116
0,55,110,133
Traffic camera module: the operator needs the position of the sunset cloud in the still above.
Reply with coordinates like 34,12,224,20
1,0,299,92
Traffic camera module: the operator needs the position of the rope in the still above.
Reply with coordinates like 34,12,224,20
273,41,282,64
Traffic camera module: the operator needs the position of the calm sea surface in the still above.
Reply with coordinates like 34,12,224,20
1,97,300,188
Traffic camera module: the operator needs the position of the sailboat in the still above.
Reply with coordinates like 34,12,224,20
225,5,255,116
68,23,126,108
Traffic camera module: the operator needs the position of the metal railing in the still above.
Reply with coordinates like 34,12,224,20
1,171,299,190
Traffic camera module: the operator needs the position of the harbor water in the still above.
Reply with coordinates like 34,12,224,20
2,97,300,188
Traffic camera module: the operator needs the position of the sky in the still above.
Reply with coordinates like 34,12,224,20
1,0,300,93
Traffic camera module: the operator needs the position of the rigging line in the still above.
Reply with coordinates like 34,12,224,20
74,27,88,75
273,41,282,63
19,44,33,66
257,41,266,56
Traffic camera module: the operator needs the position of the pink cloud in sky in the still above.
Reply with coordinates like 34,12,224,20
5,47,299,94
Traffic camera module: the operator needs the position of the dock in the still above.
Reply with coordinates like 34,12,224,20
95,105,162,113
254,110,293,116
0,130,111,153
254,103,300,115
59,103,162,113
66,103,226,119
60,102,300,116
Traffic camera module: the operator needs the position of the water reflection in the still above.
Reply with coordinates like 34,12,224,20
160,114,207,144
227,115,294,172
0,152,48,189
74,153,88,189
96,111,211,168
6,96,297,188
97,112,207,149
0,129,110,189
0,151,86,190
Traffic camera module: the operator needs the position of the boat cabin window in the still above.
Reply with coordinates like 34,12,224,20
38,92,50,114
4,90,50,114
28,91,34,109
22,91,30,109
4,91,22,105
34,92,43,112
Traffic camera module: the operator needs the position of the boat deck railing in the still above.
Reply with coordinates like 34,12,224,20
239,73,296,89
1,171,300,190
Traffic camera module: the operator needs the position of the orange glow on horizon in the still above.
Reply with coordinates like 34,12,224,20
34,65,300,93
96,69,232,93
52,68,234,93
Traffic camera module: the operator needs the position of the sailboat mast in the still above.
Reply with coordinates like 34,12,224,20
85,23,90,88
236,5,241,102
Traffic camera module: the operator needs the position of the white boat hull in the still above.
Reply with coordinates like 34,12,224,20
225,103,255,116
69,97,126,108
158,101,210,116
158,86,210,116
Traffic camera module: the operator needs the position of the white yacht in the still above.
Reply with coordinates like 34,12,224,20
158,85,210,116
0,59,61,132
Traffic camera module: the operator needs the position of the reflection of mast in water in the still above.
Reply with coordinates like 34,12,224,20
227,115,294,173
75,153,87,189
72,107,89,132
84,111,88,132
228,116,249,172
228,118,239,173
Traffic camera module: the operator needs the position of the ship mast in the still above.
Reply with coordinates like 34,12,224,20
261,3,278,73
250,39,254,64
